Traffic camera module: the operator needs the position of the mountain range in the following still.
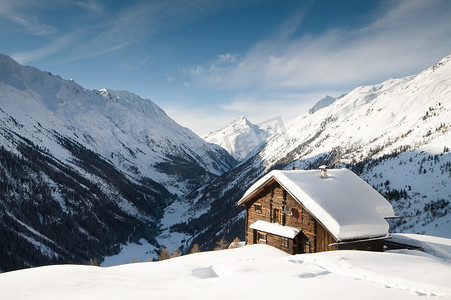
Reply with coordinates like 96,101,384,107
0,53,235,271
164,54,451,253
1,53,450,271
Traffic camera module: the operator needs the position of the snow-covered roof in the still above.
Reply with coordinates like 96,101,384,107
238,168,396,241
250,220,300,239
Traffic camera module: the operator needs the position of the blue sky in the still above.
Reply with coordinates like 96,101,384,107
1,0,451,135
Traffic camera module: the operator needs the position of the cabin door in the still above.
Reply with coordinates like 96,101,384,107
294,233,310,254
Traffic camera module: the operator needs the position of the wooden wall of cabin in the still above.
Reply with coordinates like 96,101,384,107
244,180,319,254
253,230,295,254
244,181,276,245
244,179,386,254
314,218,385,252
337,239,384,252
315,221,338,252
288,194,317,253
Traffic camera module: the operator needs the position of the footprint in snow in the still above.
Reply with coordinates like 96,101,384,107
288,259,304,264
298,270,330,278
192,267,218,279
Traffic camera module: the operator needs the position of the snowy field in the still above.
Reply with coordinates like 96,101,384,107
1,234,450,300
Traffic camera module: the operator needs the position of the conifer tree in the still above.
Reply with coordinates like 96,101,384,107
171,248,180,258
158,247,171,261
90,258,99,266
214,236,229,250
229,237,241,248
190,243,200,254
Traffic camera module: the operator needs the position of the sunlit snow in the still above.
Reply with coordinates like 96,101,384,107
1,235,450,300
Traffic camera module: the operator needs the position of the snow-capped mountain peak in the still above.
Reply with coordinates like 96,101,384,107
171,53,451,254
0,53,237,270
233,115,253,126
0,54,237,196
204,116,272,161
308,94,346,114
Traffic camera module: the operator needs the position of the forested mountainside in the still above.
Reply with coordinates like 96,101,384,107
163,54,451,253
0,54,236,271
1,53,450,271
0,136,169,271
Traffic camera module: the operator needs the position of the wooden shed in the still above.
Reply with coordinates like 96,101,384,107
237,168,396,254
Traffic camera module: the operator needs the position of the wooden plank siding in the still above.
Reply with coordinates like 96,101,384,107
337,239,384,251
243,179,384,254
245,180,326,254
253,230,295,254
315,221,338,252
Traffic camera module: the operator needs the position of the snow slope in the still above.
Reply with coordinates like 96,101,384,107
203,116,272,161
260,55,451,171
308,94,345,114
259,54,451,236
167,53,451,253
0,53,237,270
0,53,236,196
1,235,450,300
2,51,450,270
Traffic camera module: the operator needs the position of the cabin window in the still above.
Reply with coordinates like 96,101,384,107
292,208,301,223
254,204,262,213
281,237,289,248
273,208,281,224
258,232,267,242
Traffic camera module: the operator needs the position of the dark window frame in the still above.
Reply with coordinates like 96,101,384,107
254,203,262,213
281,237,289,248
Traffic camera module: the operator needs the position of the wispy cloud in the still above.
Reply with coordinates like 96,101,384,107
119,56,152,70
164,89,328,136
3,0,247,63
79,42,132,60
218,90,336,123
176,0,451,132
73,0,103,14
0,0,104,36
11,32,81,64
0,1,57,36
188,53,239,77
68,0,246,62
1,0,108,63
189,0,451,91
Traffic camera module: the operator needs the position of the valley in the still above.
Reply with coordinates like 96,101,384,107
1,53,450,271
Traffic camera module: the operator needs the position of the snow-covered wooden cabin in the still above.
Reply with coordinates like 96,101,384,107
237,168,396,254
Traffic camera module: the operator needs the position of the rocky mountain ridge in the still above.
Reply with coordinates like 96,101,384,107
0,54,236,271
1,53,450,270
203,116,273,161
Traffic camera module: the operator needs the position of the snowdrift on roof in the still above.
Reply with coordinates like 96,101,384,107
239,168,395,241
